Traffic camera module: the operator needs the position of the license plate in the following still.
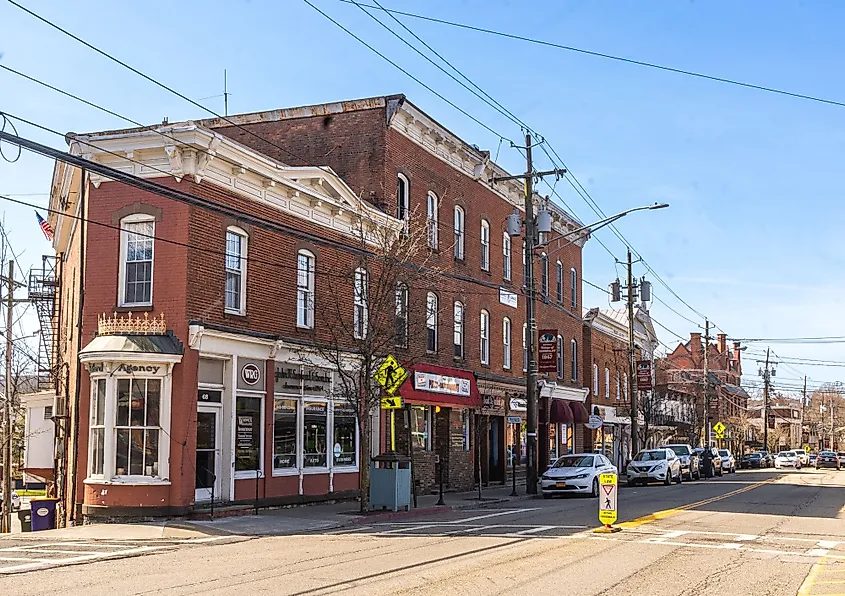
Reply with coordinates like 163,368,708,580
556,482,566,488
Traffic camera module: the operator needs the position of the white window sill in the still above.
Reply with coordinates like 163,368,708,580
301,467,330,474
271,466,360,477
224,308,246,316
331,466,359,473
272,468,299,477
235,470,265,480
119,302,153,309
84,477,171,486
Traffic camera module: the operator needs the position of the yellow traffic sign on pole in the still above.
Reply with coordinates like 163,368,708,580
380,395,403,410
374,354,408,396
595,473,621,532
713,421,726,435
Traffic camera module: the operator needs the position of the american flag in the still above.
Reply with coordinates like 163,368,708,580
35,211,54,241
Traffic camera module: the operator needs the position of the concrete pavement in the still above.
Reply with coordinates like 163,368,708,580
1,468,844,594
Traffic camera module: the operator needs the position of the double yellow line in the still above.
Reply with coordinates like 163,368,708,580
618,476,780,529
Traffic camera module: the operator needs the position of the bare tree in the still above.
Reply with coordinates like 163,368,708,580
302,208,444,512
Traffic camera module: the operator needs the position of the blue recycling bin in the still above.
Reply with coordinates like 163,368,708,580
30,498,58,531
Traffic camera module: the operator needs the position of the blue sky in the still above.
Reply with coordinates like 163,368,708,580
1,0,844,395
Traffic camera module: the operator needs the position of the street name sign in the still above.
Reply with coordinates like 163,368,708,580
598,473,618,526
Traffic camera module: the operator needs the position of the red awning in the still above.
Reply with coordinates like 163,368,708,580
397,363,481,408
550,399,574,424
571,401,590,424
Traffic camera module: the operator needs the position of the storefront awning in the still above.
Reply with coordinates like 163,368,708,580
398,363,481,408
539,381,589,403
79,333,185,363
550,399,574,424
571,401,589,424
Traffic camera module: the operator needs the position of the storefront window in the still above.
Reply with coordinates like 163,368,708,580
303,401,328,467
333,404,357,466
115,378,160,477
411,405,431,450
236,396,262,472
90,379,106,477
273,398,297,469
548,424,558,462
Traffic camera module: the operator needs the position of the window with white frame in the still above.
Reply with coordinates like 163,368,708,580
333,403,358,467
453,301,465,358
605,368,610,399
89,378,106,477
236,395,262,472
540,253,548,298
454,206,465,259
593,364,599,396
395,283,409,348
303,401,328,467
427,192,439,249
623,374,628,402
273,398,297,469
556,261,563,303
426,292,438,352
502,232,512,281
556,335,564,378
523,323,528,372
616,373,621,401
411,405,432,450
354,267,368,339
397,173,410,224
225,227,247,314
119,214,154,307
114,378,161,477
570,267,578,309
571,339,578,381
480,219,490,271
297,250,315,328
480,309,490,365
503,317,511,370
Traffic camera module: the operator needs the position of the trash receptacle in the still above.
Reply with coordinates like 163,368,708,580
30,498,58,531
369,452,411,512
17,508,31,532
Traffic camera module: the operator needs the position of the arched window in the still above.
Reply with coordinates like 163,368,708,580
119,214,155,307
540,253,549,298
556,335,564,378
593,364,599,395
571,339,578,381
296,250,315,329
502,317,512,370
396,173,410,223
427,192,439,248
556,261,563,303
480,219,490,271
454,206,465,259
225,226,247,314
502,232,512,281
426,292,438,352
353,267,368,339
623,374,629,402
605,368,610,399
616,373,621,401
480,309,490,365
570,267,578,309
395,283,409,348
453,301,465,358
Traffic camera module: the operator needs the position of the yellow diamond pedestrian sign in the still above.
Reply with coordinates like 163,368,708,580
713,421,726,434
380,395,403,410
374,354,408,396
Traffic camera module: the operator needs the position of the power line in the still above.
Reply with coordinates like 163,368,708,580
337,0,845,110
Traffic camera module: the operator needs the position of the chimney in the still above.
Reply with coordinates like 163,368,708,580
717,333,727,354
733,342,742,364
689,332,702,356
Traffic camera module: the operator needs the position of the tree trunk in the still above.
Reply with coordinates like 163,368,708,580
359,414,371,514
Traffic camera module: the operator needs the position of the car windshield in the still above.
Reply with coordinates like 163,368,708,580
778,452,791,457
668,445,690,455
634,450,666,461
552,455,594,468
746,454,761,459
719,450,729,456
821,452,836,456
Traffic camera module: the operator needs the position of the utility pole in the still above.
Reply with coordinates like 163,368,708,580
704,320,710,447
802,375,807,448
762,348,771,452
494,133,564,494
2,260,13,534
626,250,638,455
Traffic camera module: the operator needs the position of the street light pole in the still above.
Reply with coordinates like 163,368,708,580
522,133,539,495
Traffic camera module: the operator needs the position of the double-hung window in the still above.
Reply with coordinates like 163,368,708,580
605,368,610,399
570,267,578,309
427,192,439,249
89,379,106,477
502,233,512,281
353,267,368,339
454,206,465,260
593,364,599,396
480,309,490,365
502,317,511,370
556,335,564,378
119,214,154,307
616,373,621,401
480,220,490,271
522,323,528,372
397,173,410,228
571,339,578,381
115,378,162,477
426,292,438,352
297,250,315,329
395,283,409,348
540,253,548,298
225,227,247,314
453,301,465,358
556,261,563,303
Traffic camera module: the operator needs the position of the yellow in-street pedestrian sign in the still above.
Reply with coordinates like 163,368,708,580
713,421,726,435
380,395,403,410
598,473,618,526
374,354,408,396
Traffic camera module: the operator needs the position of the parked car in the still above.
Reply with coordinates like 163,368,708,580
774,450,802,469
816,451,840,470
0,490,20,512
666,443,701,481
540,453,617,498
741,452,764,469
758,451,774,467
837,452,845,466
795,450,810,466
694,447,724,477
626,448,683,486
809,453,818,466
718,449,736,474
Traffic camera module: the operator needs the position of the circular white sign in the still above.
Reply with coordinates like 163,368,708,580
36,507,49,517
585,414,603,430
333,443,342,457
241,363,261,386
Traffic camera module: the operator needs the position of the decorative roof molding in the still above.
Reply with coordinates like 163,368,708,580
98,312,167,336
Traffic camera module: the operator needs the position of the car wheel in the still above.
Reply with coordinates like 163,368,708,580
591,478,599,498
694,469,701,480
664,471,672,486
676,468,683,484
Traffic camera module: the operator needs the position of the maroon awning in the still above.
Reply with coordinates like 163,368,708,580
397,363,481,408
550,399,574,424
571,401,590,424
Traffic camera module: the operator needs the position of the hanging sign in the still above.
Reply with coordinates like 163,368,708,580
636,360,653,391
538,329,558,374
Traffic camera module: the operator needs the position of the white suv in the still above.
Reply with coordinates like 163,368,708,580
666,444,701,481
627,448,683,486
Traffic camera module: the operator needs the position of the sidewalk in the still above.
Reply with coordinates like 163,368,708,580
183,483,537,536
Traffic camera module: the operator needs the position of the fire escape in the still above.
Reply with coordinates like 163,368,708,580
28,255,60,392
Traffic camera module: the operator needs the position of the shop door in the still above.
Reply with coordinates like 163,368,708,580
196,406,221,502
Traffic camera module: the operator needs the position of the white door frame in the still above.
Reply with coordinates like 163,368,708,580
195,404,222,503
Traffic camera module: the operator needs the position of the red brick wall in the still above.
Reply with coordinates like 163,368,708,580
589,326,633,406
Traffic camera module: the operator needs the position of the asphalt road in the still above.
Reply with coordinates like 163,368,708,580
3,469,845,595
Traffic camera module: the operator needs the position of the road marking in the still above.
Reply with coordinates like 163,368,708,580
513,525,557,535
451,508,539,523
807,548,830,557
820,540,841,548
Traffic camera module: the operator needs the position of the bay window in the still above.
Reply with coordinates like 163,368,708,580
115,378,161,477
89,379,106,477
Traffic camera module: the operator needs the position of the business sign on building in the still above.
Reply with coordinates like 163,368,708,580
274,364,333,396
238,358,265,391
636,360,653,391
538,329,558,373
498,287,518,309
414,371,471,396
